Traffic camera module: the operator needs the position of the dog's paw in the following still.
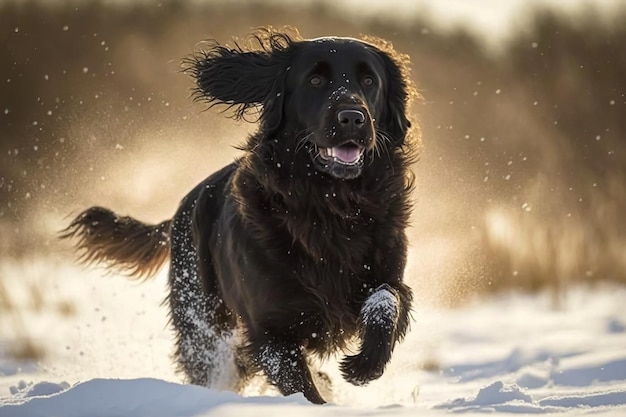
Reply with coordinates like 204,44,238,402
339,353,384,386
312,370,334,401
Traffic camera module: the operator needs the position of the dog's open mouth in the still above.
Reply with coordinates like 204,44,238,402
318,142,364,166
311,141,366,180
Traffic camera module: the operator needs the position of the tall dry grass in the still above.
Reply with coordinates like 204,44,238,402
0,0,625,312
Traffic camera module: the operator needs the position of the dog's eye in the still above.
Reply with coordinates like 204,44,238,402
309,75,322,86
362,76,374,87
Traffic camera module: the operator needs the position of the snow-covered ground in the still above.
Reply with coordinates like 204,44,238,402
1,257,625,416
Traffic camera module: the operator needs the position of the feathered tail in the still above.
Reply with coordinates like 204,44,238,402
60,206,171,278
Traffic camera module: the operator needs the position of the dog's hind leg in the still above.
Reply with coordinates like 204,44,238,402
167,206,239,391
244,337,326,404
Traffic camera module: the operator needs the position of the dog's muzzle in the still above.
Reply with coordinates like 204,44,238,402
311,104,375,180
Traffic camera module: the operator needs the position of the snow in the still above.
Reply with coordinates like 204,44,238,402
360,285,398,327
1,259,626,416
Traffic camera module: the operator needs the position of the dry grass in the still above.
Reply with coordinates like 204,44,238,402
0,280,14,312
8,337,47,362
0,0,624,344
0,260,76,360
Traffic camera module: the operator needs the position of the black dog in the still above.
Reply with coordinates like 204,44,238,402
62,29,418,404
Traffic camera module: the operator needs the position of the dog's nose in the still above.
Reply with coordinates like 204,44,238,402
337,109,366,128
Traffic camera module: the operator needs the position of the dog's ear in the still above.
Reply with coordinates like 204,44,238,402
185,32,295,132
189,46,274,111
372,45,414,146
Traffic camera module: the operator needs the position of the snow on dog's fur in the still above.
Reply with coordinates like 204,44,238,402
62,27,419,404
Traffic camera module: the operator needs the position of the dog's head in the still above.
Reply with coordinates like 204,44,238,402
186,29,415,180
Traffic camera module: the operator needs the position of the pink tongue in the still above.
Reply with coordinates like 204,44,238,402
333,146,360,163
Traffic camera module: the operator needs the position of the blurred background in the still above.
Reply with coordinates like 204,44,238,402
1,0,625,357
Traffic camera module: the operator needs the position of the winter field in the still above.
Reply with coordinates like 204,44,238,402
2,1,626,415
1,258,625,416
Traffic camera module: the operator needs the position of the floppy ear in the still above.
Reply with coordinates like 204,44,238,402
184,32,295,133
189,46,274,115
373,47,414,145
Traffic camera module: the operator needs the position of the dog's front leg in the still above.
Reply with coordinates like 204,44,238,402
340,283,409,386
256,338,325,404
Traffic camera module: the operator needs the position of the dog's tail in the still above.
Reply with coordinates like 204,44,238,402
60,206,172,279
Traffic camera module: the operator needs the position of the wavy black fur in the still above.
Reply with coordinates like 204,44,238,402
64,27,420,404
